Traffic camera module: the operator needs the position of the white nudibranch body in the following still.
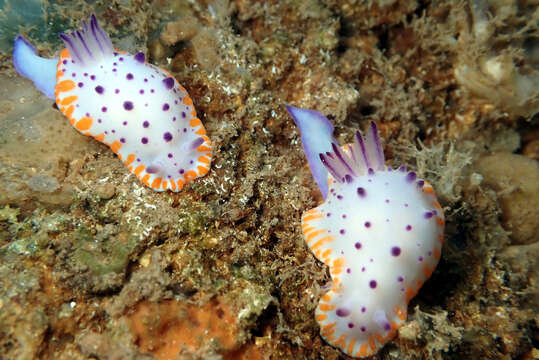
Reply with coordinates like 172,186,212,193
287,106,444,358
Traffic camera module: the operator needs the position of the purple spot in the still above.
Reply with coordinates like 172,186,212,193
78,82,83,87
150,89,155,93
355,242,362,249
406,171,417,182
183,128,187,133
384,323,391,331
361,267,366,272
143,121,150,128
417,180,425,187
95,85,104,94
369,280,377,289
115,89,120,94
134,52,145,63
391,247,401,256
424,212,434,219
182,111,186,118
163,77,174,89
344,174,353,183
113,62,117,66
368,168,374,175
179,169,184,174
172,117,177,122
85,112,90,117
336,308,350,317
163,103,170,111
364,221,371,228
339,229,345,234
119,57,124,61
141,137,148,144
84,72,88,76
346,268,351,274
418,256,424,262
399,165,406,172
385,199,390,203
348,323,354,328
163,132,173,142
357,187,366,197
428,251,432,256
112,68,117,72
342,214,347,219
406,225,412,231
139,89,144,94
361,307,366,313
90,75,96,80
397,276,404,282
404,203,409,207
326,213,331,217
144,78,148,82
62,60,67,65
71,72,76,77
126,73,133,80
123,101,134,110
111,130,115,133
98,119,102,123
120,138,125,143
360,326,366,332
168,153,173,158
101,106,107,112
123,121,127,126
337,195,343,200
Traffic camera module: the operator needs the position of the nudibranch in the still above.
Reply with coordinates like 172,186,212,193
12,15,211,192
286,106,444,358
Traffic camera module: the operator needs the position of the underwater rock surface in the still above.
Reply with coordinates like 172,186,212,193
0,0,537,359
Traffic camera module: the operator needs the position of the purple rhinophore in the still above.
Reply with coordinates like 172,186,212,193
417,180,425,187
399,165,406,172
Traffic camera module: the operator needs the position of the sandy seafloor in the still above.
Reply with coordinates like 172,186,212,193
0,0,537,359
